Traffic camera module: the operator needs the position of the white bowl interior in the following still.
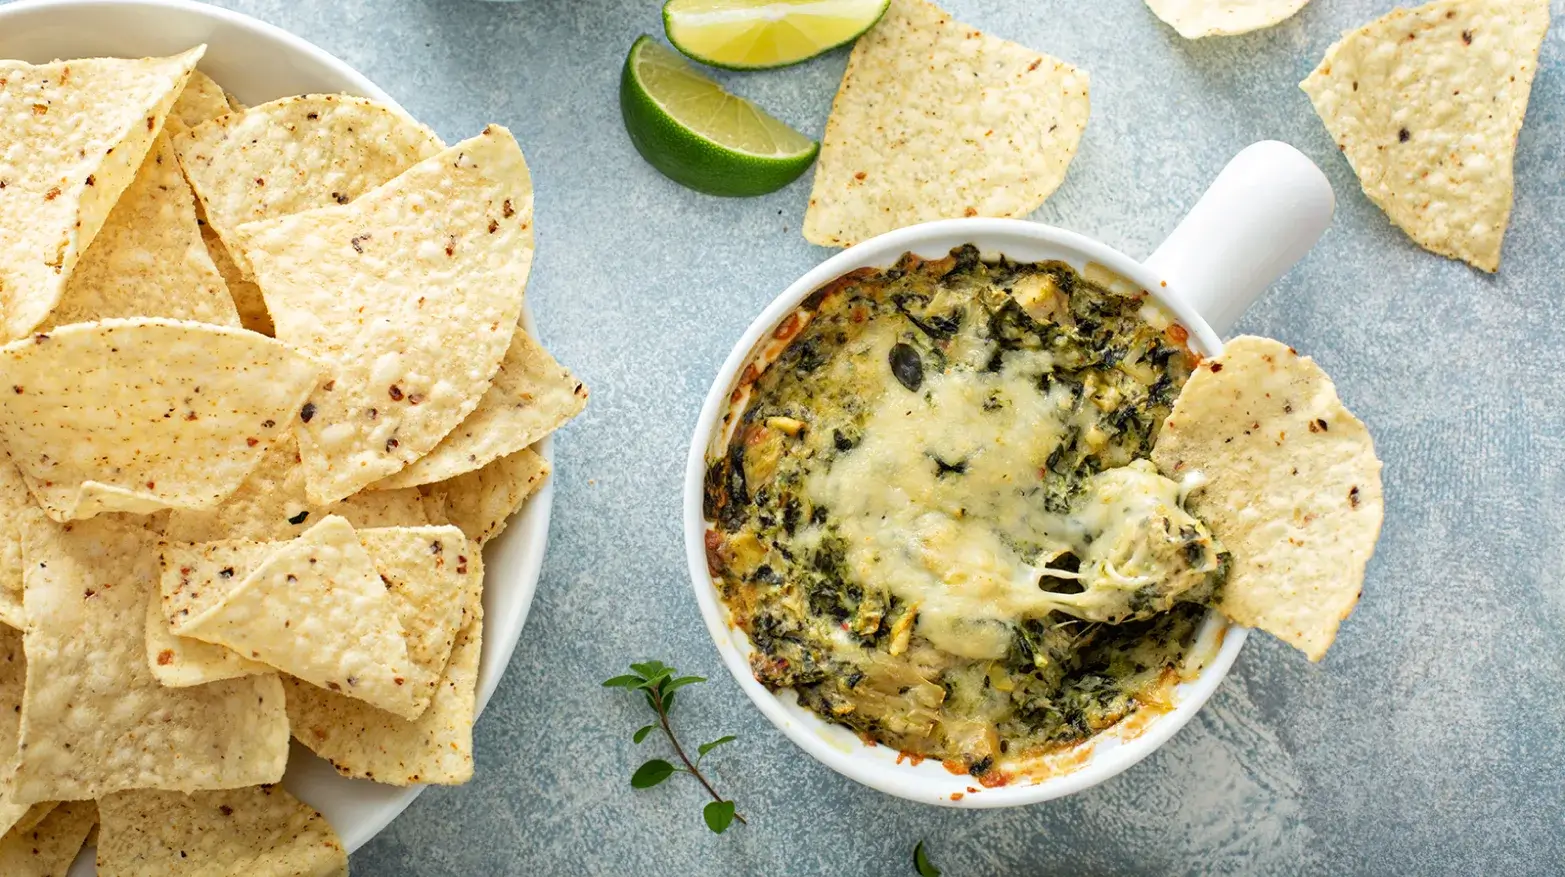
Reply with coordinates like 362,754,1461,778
0,0,553,861
685,218,1248,808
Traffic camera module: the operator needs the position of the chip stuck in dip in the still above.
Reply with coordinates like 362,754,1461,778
703,246,1382,783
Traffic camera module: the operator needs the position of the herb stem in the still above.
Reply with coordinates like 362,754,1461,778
653,689,747,826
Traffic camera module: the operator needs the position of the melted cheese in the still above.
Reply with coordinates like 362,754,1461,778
808,324,1208,659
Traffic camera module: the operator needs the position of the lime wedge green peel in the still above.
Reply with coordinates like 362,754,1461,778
663,0,891,69
620,36,819,197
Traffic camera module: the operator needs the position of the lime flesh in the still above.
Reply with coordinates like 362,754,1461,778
663,0,891,69
620,36,818,197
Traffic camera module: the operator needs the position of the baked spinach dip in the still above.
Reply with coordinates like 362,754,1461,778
704,245,1233,784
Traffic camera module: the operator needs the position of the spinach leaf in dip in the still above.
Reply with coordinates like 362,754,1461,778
703,245,1229,783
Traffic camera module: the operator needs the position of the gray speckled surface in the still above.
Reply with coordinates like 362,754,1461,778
77,0,1565,872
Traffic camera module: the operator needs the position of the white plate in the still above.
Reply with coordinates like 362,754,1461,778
0,0,554,865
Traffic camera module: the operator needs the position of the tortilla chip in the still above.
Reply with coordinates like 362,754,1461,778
287,574,483,786
0,318,321,521
158,538,272,625
7,804,58,842
1151,336,1384,661
336,485,433,531
0,460,28,592
174,93,442,278
169,515,422,718
801,0,1089,248
164,434,428,543
239,126,534,504
97,785,346,877
355,525,477,710
14,515,288,803
144,598,266,688
0,593,19,631
0,626,31,835
1144,0,1311,38
43,133,239,329
201,217,272,335
166,70,230,134
1300,0,1549,272
375,329,586,488
0,800,96,877
422,447,550,545
0,47,203,340
145,542,269,687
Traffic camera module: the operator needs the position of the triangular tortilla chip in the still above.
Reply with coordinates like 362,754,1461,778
1144,0,1312,38
1300,0,1549,271
164,434,429,543
14,515,288,803
0,318,321,521
165,69,231,134
201,215,272,335
422,447,550,545
43,133,239,329
144,590,268,688
0,47,203,339
1151,336,1384,661
174,93,442,279
802,0,1089,247
375,329,586,488
0,800,95,877
97,786,346,877
166,72,272,338
169,515,422,718
287,568,483,786
238,126,534,504
148,539,270,688
151,512,438,688
355,525,477,711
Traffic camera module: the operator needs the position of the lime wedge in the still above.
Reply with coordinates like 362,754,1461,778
620,36,819,197
664,0,890,69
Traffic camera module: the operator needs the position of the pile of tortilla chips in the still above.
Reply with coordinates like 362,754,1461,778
0,46,586,873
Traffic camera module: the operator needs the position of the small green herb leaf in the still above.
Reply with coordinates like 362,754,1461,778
698,735,737,757
630,660,671,681
602,674,643,689
664,675,706,694
662,688,678,712
633,724,657,744
913,840,941,877
631,759,676,789
703,800,737,834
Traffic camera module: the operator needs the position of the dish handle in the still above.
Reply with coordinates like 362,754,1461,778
1143,140,1334,337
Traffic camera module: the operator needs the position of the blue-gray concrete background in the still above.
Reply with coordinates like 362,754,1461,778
75,0,1565,873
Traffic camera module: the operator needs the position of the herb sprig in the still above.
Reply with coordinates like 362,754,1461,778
604,660,746,833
